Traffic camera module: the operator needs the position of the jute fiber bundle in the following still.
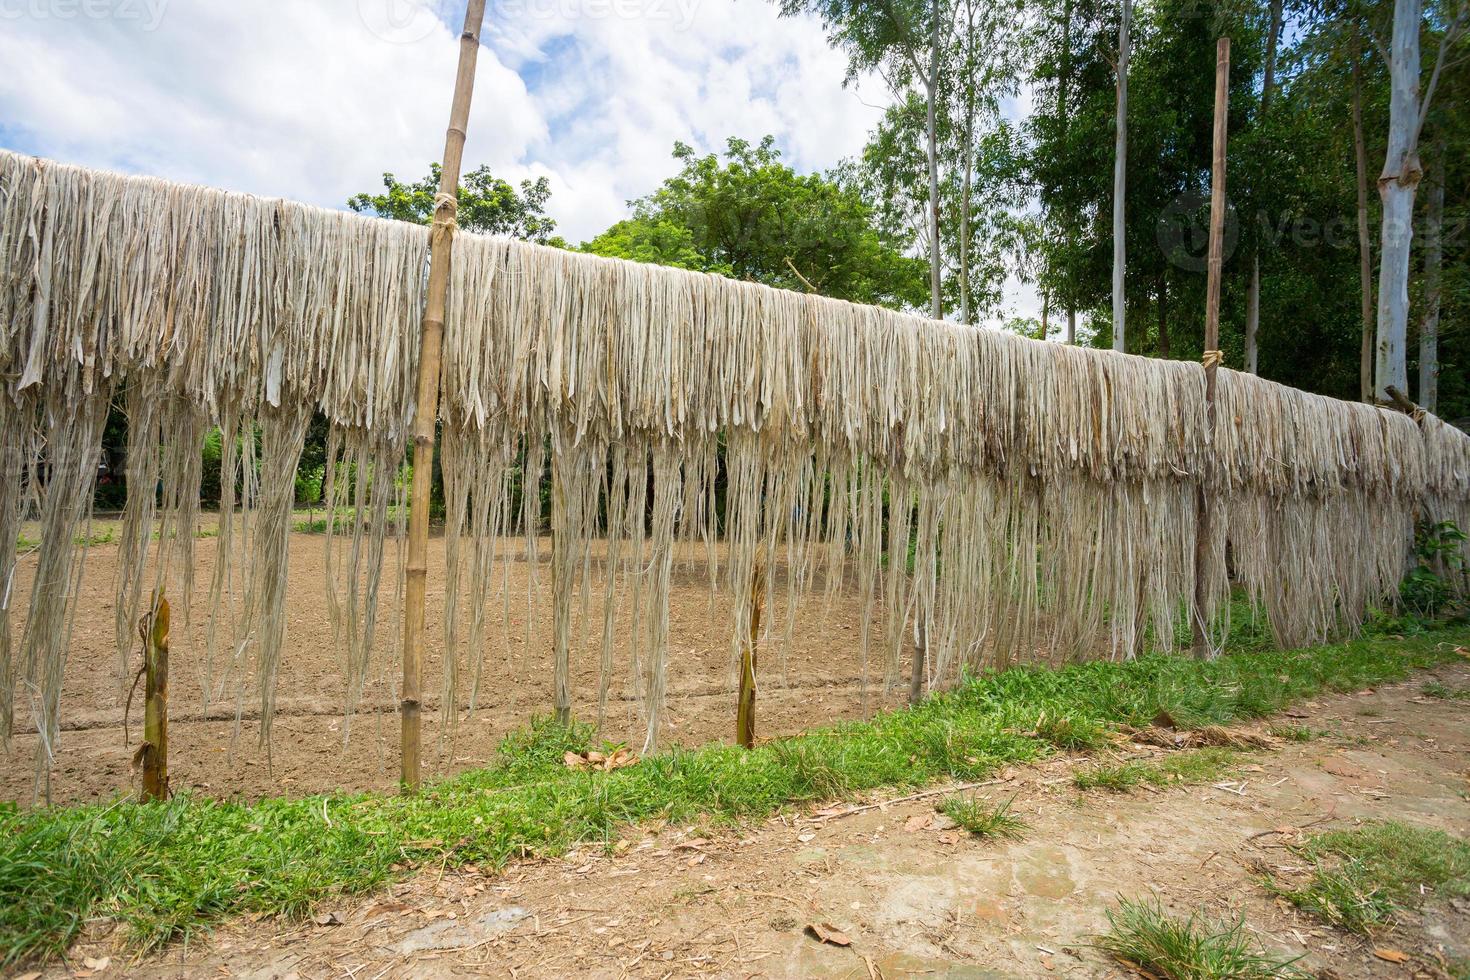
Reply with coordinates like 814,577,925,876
1212,369,1427,646
1422,412,1470,588
2,148,1467,780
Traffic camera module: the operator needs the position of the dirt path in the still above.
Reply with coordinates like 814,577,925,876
46,659,1470,979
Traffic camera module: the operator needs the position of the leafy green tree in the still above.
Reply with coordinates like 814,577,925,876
581,218,721,273
584,137,927,309
349,163,563,245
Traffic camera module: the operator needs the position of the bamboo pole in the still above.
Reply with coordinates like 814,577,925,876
736,559,766,749
1192,36,1230,660
140,590,169,802
552,467,571,727
402,0,488,795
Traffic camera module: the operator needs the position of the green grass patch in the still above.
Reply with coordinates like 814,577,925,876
939,795,1026,839
1266,723,1323,742
1095,896,1307,979
1422,681,1470,700
1265,820,1470,935
2,625,1466,967
1074,748,1239,792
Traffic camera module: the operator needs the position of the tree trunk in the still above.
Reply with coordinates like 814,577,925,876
1374,0,1424,402
1040,289,1051,340
911,0,941,702
1055,0,1075,338
1157,270,1169,357
1353,31,1375,402
1111,0,1131,353
958,3,977,325
1418,139,1443,412
926,0,943,322
1244,0,1282,376
1244,263,1259,373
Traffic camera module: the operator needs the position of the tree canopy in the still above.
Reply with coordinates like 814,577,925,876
348,163,563,245
582,136,929,309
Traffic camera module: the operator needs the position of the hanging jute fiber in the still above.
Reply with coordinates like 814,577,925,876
2,149,1467,788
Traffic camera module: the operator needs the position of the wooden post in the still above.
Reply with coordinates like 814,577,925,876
402,0,488,795
909,625,927,705
140,591,169,802
1192,36,1230,660
736,559,766,748
552,466,571,728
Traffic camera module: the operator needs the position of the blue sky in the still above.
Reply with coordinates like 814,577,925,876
0,0,1039,318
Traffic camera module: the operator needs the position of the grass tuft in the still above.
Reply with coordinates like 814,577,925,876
939,795,1026,839
1265,820,1470,935
1,626,1465,966
1074,748,1238,792
1266,723,1322,742
1422,681,1470,700
1095,896,1306,979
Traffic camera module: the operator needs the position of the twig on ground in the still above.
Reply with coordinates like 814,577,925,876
809,779,1004,822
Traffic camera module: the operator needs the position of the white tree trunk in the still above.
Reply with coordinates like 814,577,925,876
1374,0,1423,401
927,8,943,322
1111,0,1130,353
1066,310,1076,344
1419,141,1443,412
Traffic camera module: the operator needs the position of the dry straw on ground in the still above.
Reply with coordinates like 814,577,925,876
1,149,1466,790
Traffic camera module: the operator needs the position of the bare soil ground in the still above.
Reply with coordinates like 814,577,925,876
35,658,1470,979
2,523,906,806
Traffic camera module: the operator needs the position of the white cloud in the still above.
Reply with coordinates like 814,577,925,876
0,1,544,210
0,0,1033,316
0,0,878,240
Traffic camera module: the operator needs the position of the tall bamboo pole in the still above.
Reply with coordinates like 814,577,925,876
402,0,488,795
1192,36,1230,660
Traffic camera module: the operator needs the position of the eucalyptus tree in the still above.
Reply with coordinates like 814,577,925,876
1244,0,1286,374
780,0,959,319
859,9,1026,323
1112,0,1132,352
1370,0,1467,401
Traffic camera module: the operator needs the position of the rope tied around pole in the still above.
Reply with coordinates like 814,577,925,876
1201,349,1224,370
432,192,459,230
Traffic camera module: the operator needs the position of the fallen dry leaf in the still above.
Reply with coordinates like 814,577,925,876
82,957,111,972
1373,948,1409,964
806,922,853,947
937,830,962,845
311,911,343,926
903,813,933,833
797,832,816,843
